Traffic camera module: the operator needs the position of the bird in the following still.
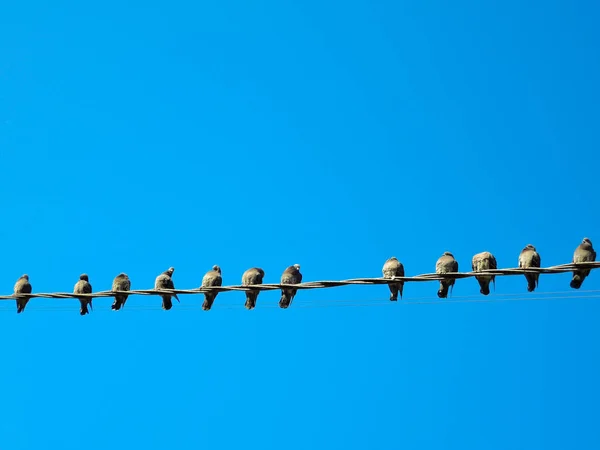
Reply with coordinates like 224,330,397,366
242,267,265,310
280,264,302,309
436,252,458,298
518,244,541,292
155,267,179,310
201,265,223,311
14,274,32,314
74,274,93,316
471,251,497,295
570,237,596,289
382,257,405,301
111,273,131,311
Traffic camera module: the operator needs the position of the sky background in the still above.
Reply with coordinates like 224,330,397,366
1,0,599,449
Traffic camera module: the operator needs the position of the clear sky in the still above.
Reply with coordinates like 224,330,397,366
1,1,599,449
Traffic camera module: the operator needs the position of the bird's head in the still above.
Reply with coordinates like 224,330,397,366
212,265,221,273
583,237,592,245
21,274,29,280
80,274,89,282
293,264,301,271
443,251,454,257
166,267,175,276
525,244,536,250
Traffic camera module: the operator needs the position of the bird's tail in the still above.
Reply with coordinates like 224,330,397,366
112,295,128,311
398,282,404,300
162,296,173,310
570,273,584,289
279,289,294,309
245,292,258,310
525,273,537,292
202,294,216,311
477,277,491,296
388,284,399,301
437,281,449,299
79,299,90,316
16,298,28,314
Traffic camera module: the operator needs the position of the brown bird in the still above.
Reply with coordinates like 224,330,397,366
279,264,302,309
518,244,541,292
14,274,32,314
111,273,131,311
471,251,497,295
242,267,265,310
570,237,596,289
74,274,93,316
155,267,179,310
436,252,458,298
201,265,223,311
382,257,405,301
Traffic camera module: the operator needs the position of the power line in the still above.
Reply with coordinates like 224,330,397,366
1,261,598,308
0,290,598,313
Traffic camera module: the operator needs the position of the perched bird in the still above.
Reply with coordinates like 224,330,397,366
111,273,131,311
471,251,497,295
242,267,265,310
201,265,223,311
14,274,32,314
155,267,179,310
518,244,541,292
382,257,405,301
279,264,302,309
74,274,93,316
436,252,458,298
571,237,596,289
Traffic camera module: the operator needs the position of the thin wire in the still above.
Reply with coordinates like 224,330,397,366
1,290,598,313
1,261,598,303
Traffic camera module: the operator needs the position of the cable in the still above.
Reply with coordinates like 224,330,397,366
1,261,598,300
0,291,598,313
0,261,597,313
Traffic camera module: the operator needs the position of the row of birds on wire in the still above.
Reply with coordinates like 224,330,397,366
7,237,597,315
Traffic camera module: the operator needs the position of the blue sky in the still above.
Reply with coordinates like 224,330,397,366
1,0,599,449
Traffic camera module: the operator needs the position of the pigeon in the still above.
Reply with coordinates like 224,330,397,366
382,257,405,301
201,265,223,311
436,252,458,298
518,244,541,292
111,273,131,311
242,267,265,310
279,264,302,309
155,267,179,310
471,251,497,295
74,274,93,316
570,237,596,289
14,274,32,314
